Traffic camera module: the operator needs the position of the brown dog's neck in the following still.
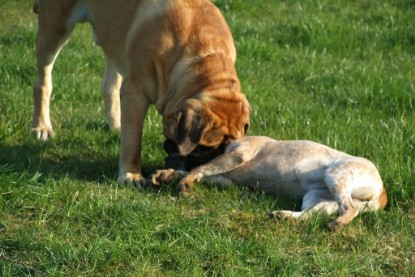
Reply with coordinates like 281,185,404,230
163,52,241,113
189,53,241,94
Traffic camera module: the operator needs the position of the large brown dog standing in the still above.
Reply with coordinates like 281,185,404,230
32,0,250,186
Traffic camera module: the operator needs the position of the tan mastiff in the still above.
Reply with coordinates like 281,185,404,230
31,0,250,186
150,136,388,230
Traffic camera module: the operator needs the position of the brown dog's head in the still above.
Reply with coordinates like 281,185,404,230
165,95,250,156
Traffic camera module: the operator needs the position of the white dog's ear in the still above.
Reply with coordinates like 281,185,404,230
175,104,208,156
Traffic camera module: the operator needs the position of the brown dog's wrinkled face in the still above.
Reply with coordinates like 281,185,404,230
166,97,250,156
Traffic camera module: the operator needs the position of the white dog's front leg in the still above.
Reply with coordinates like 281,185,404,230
176,148,247,195
148,169,188,186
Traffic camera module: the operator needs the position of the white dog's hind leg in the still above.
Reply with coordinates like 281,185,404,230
270,189,338,220
101,60,122,130
323,159,381,229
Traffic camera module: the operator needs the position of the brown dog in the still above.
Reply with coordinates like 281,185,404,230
31,0,250,186
150,136,387,230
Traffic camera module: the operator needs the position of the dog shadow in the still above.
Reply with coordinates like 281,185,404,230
0,139,161,184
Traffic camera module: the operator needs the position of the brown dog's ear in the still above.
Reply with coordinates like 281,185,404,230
175,105,208,156
241,96,250,136
243,122,250,135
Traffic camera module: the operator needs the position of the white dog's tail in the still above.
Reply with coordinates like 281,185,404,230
354,188,388,212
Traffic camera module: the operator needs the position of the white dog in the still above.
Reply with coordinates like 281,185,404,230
150,136,388,230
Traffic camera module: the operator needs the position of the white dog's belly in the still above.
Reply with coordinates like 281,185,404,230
224,166,306,199
222,157,325,199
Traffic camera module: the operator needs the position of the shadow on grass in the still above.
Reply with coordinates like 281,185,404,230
0,140,161,184
148,176,304,214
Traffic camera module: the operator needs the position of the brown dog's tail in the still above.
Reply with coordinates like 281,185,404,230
33,0,39,14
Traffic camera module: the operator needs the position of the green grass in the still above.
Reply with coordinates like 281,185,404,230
1,0,415,275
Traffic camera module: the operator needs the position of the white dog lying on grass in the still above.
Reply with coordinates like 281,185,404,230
150,136,388,230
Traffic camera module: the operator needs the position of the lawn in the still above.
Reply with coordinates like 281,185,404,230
1,0,414,275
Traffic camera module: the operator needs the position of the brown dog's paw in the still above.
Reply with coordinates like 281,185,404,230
31,126,55,141
149,169,179,187
117,172,147,188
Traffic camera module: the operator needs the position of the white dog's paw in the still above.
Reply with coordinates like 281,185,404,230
118,172,147,188
148,169,179,187
328,219,345,231
31,126,55,141
269,210,295,219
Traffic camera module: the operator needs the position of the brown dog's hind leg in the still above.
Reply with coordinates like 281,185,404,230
32,30,70,140
101,60,122,130
31,1,78,140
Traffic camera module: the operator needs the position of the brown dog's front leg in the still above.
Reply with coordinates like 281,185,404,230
176,148,247,195
118,81,150,187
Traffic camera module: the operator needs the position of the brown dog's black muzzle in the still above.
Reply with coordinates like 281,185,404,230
163,139,225,171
